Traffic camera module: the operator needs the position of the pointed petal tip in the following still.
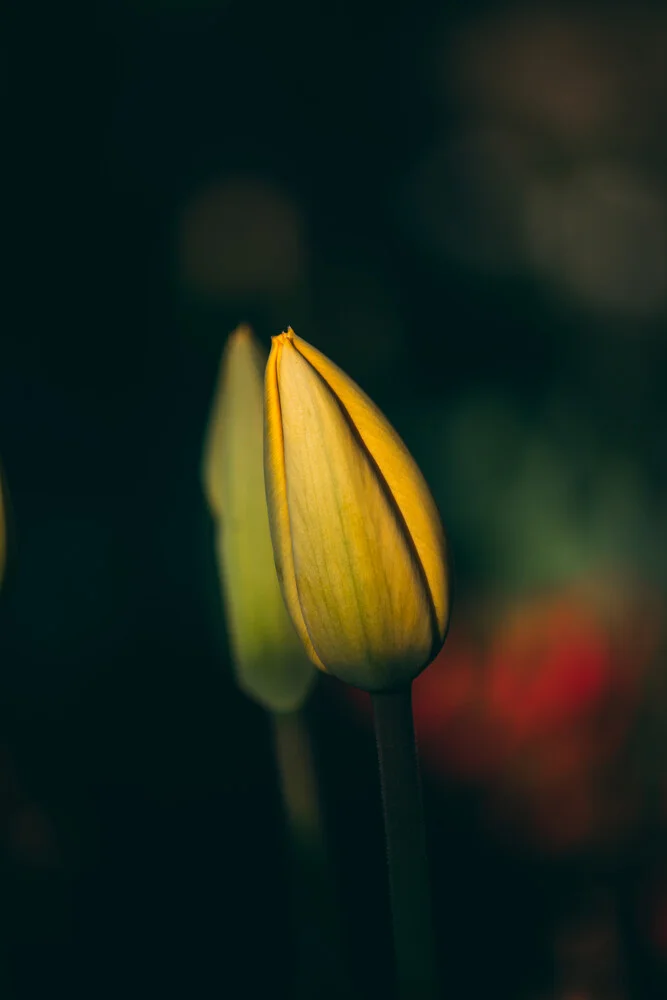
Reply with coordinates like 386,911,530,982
272,326,295,346
230,323,254,341
224,324,257,359
225,325,272,377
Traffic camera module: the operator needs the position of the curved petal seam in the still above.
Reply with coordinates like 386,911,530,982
272,348,328,671
293,343,444,663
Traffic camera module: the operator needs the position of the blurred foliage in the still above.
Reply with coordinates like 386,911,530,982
348,579,662,850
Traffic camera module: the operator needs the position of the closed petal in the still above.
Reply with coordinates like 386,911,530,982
202,325,264,519
204,326,315,711
264,341,326,671
214,521,314,712
277,337,434,689
290,330,450,643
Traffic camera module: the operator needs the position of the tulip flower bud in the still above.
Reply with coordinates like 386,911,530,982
203,326,316,712
264,328,452,692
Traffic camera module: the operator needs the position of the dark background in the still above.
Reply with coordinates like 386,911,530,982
3,1,667,997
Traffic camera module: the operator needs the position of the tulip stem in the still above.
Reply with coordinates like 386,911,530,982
272,708,323,853
272,708,353,999
372,687,439,1000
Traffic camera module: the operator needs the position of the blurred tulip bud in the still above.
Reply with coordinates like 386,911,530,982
203,326,316,712
264,328,452,691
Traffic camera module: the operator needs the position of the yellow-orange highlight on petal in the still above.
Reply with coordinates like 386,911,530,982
264,327,452,691
202,325,316,712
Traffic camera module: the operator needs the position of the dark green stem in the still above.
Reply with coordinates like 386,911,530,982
272,707,354,999
272,708,323,852
372,687,439,1000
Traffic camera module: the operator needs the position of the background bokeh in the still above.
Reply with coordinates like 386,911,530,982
3,1,667,997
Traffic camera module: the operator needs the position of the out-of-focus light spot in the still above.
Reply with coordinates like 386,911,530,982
443,7,667,147
450,10,616,141
438,395,657,590
341,580,661,852
7,804,60,868
423,4,667,313
487,598,611,740
179,178,306,300
399,128,531,273
551,898,625,998
525,165,667,318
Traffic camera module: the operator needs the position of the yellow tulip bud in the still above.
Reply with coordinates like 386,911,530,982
202,325,316,712
264,328,452,692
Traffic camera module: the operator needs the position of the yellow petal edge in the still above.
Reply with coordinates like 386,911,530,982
264,334,327,671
